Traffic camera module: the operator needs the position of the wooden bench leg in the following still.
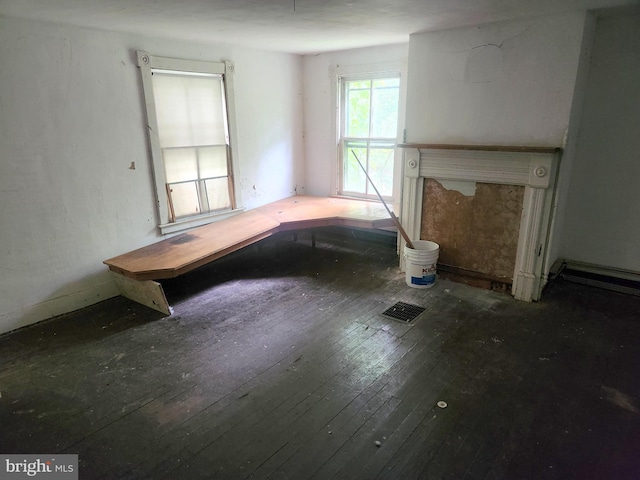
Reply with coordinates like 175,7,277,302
111,272,173,316
291,230,315,247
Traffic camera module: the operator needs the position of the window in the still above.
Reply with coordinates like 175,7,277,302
137,51,241,234
338,74,400,200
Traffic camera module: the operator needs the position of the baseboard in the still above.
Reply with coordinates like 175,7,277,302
0,279,120,336
306,225,398,246
554,259,640,296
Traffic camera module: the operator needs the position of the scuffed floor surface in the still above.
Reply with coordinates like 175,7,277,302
1,228,639,479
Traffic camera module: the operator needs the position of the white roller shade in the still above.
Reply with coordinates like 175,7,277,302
151,71,227,148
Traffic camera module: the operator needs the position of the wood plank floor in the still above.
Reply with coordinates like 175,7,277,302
1,227,639,480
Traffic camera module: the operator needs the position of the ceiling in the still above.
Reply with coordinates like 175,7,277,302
0,0,637,54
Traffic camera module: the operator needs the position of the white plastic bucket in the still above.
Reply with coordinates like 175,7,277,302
404,240,439,289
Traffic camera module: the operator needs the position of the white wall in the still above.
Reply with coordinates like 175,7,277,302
302,44,409,197
0,17,304,334
405,13,588,146
404,13,603,283
558,13,640,271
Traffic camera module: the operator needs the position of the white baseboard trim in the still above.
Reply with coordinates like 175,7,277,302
0,279,120,336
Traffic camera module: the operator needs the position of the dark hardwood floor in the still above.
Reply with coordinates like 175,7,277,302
1,227,639,479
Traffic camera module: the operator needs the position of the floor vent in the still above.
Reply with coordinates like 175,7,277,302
382,302,426,323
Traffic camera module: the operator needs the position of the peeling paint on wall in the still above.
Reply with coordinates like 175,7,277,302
439,179,477,196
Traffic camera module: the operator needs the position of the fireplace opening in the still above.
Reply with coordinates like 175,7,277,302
398,144,561,302
421,178,524,291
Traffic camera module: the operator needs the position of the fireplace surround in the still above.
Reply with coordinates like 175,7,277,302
398,144,561,301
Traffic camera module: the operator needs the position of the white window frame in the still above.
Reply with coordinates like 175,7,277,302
331,61,406,210
137,51,243,234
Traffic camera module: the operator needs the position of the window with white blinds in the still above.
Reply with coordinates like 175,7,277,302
137,52,240,233
151,71,231,220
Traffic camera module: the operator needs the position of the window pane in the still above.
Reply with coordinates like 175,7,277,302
371,78,399,138
204,177,231,211
345,80,370,138
339,74,399,199
369,143,395,197
168,181,200,219
343,141,367,193
163,148,198,183
152,72,226,148
198,146,228,178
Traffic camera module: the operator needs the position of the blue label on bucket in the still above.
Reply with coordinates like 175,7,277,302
411,274,436,286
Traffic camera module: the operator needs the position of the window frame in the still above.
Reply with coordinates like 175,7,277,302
333,62,405,206
137,51,243,234
338,73,400,201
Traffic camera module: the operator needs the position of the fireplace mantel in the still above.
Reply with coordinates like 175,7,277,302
398,143,562,301
397,143,561,154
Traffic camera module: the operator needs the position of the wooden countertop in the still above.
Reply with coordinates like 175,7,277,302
104,196,395,281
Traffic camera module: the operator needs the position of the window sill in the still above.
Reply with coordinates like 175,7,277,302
159,208,245,235
335,193,394,204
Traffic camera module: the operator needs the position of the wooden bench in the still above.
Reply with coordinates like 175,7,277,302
104,196,395,314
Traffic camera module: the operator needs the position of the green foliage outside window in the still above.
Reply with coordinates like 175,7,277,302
342,77,399,198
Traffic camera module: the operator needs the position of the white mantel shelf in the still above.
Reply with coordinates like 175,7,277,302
397,143,561,154
398,143,562,302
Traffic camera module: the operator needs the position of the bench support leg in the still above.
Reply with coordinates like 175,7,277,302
111,272,173,316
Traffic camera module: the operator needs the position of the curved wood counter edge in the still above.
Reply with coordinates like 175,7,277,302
104,195,396,315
